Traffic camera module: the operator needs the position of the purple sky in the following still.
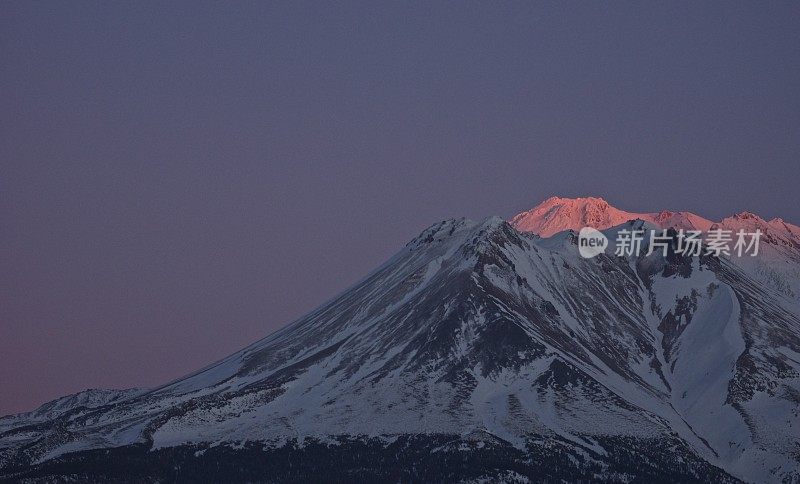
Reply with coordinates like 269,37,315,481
2,2,799,415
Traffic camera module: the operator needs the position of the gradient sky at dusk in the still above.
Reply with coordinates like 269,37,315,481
2,2,799,415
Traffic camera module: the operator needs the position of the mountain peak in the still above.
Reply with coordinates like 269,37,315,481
545,195,606,202
510,197,715,236
717,211,769,231
407,216,511,252
541,196,610,208
510,196,641,237
730,211,763,221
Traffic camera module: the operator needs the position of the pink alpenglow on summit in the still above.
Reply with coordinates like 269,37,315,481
510,196,800,245
511,196,713,236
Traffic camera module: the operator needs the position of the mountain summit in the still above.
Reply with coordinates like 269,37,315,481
510,196,713,236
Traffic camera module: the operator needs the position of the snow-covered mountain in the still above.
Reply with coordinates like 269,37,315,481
511,197,800,302
2,199,799,483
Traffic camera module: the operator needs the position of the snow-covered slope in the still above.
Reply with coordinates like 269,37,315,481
2,206,799,482
512,197,800,304
714,212,800,300
0,389,142,429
